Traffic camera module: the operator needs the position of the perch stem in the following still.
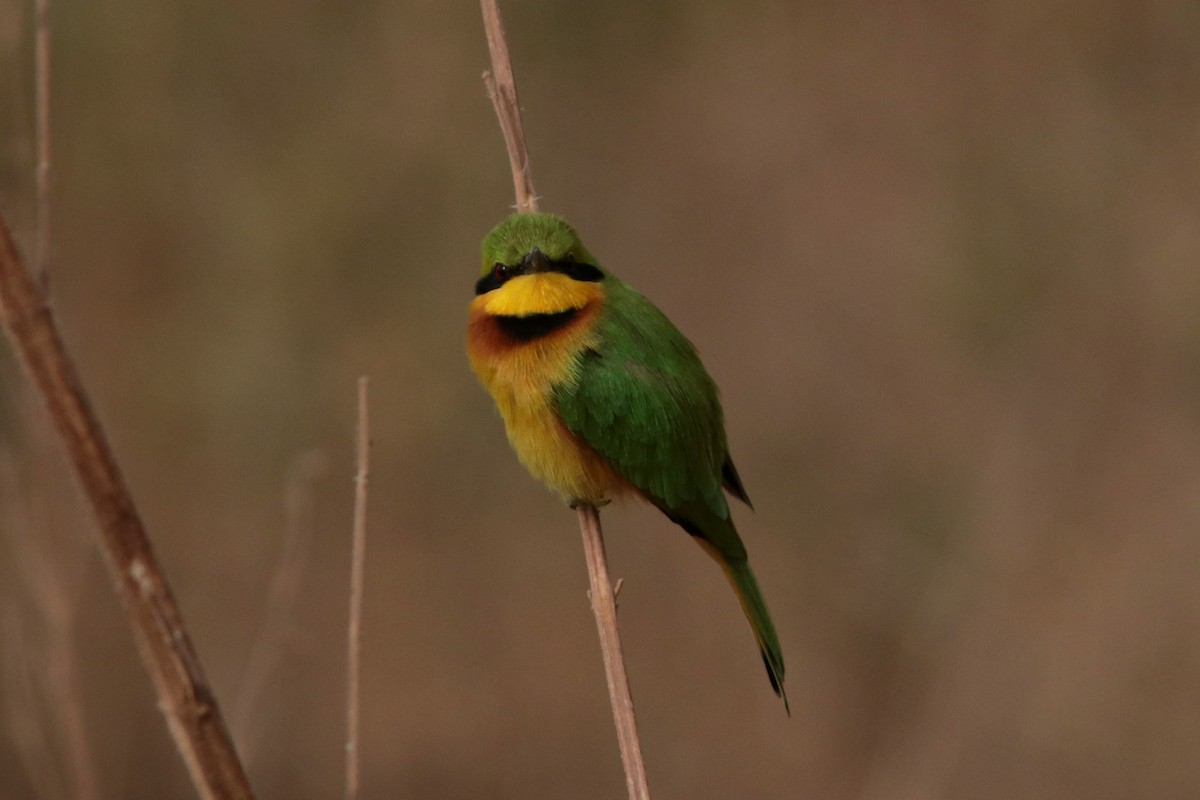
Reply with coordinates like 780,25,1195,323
345,377,370,800
578,504,652,800
0,214,255,800
479,1,653,796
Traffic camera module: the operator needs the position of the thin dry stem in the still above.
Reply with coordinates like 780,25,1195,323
1,456,98,800
578,505,651,800
345,376,370,800
2,607,65,800
13,11,99,793
0,443,97,800
232,450,325,764
480,0,538,213
38,575,97,800
34,0,51,286
0,213,254,799
478,3,651,796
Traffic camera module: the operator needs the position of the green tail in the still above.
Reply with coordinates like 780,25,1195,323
656,501,788,711
717,555,789,714
680,521,787,714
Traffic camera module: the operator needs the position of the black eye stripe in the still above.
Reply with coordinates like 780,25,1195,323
474,270,505,295
473,256,604,295
558,260,604,282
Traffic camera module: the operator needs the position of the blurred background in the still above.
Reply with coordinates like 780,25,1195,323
2,1,1200,797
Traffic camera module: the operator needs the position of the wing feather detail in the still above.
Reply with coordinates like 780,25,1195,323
552,279,733,520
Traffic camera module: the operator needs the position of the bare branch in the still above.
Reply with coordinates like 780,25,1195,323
345,376,370,800
2,607,65,800
477,3,652,796
477,4,652,796
232,450,325,764
1,447,99,800
0,213,255,799
578,505,651,800
34,0,51,287
479,0,538,213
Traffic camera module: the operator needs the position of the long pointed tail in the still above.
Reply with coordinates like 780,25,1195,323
660,504,789,712
721,558,789,714
691,535,788,713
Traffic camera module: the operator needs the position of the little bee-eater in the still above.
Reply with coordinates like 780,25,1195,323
467,212,787,710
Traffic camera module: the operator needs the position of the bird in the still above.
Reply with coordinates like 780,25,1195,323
466,212,787,711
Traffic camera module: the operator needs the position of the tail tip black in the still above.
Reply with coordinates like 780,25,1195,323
761,651,790,716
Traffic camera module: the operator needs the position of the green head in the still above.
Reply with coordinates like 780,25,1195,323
479,213,599,276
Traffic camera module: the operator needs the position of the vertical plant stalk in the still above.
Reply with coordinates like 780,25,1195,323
15,5,99,795
479,0,537,213
231,450,324,764
0,214,255,799
2,607,65,800
577,505,652,800
345,377,370,800
479,2,651,797
34,0,52,286
1,452,99,800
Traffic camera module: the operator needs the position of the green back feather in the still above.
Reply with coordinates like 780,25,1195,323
554,278,729,518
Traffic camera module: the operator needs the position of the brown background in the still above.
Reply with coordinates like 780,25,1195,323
2,2,1200,798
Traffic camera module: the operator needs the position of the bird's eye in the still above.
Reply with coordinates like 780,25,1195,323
494,263,512,280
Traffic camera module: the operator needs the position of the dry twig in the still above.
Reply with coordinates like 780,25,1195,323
34,0,52,287
479,2,651,797
345,376,370,800
480,0,537,213
1,447,98,800
232,450,325,764
0,212,254,799
577,505,652,800
2,607,64,800
0,17,98,794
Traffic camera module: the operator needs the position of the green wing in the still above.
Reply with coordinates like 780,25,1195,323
553,278,732,528
553,278,788,708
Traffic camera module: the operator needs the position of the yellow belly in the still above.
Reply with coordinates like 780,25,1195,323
493,380,626,505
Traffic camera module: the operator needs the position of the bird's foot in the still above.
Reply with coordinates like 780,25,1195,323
568,497,612,509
